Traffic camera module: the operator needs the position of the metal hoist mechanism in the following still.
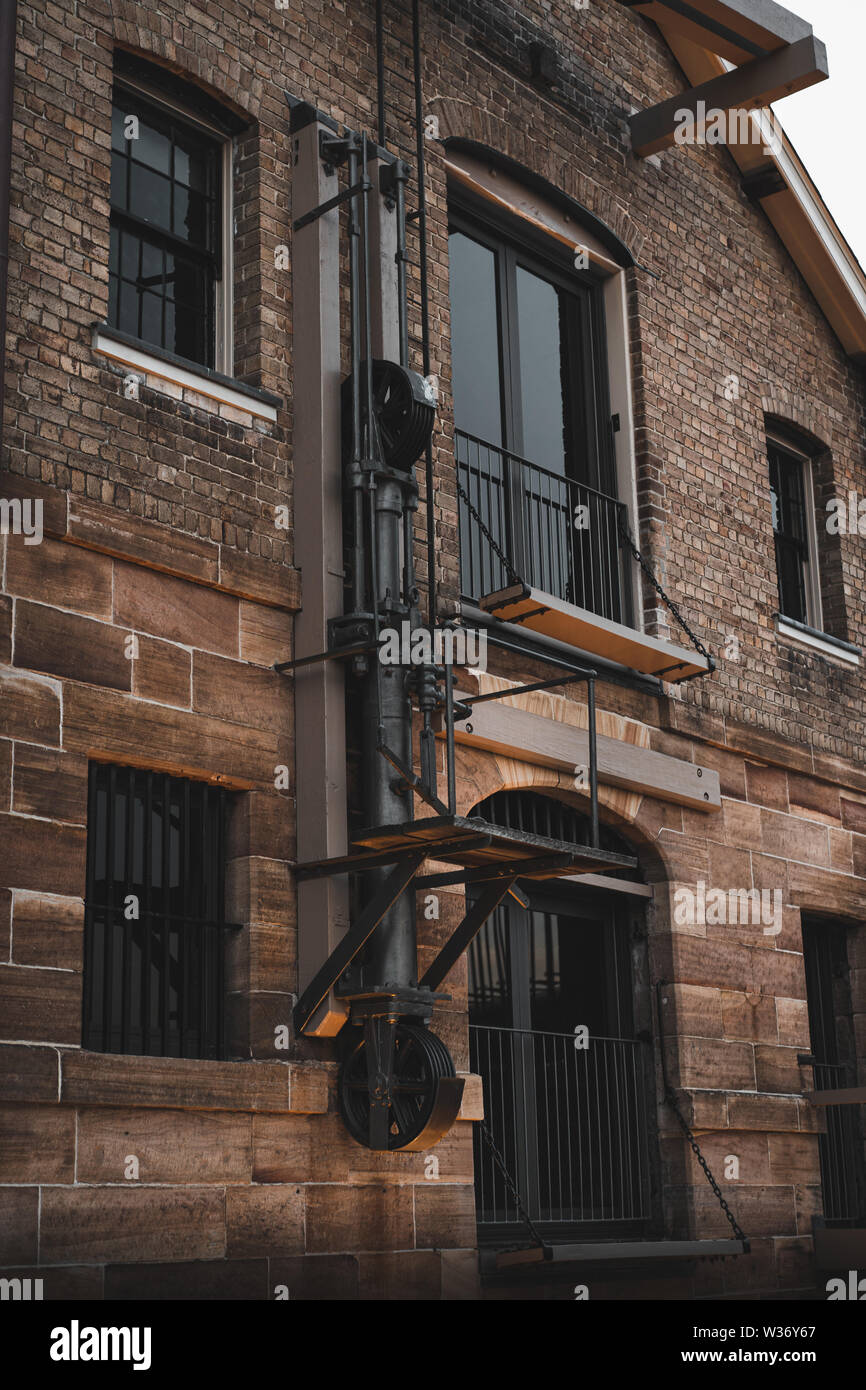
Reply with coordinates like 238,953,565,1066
279,103,638,1150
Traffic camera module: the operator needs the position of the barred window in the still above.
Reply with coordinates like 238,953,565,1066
83,764,238,1059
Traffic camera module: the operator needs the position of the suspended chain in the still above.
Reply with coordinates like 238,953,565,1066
456,478,523,589
618,521,714,668
662,1084,749,1249
478,1118,549,1254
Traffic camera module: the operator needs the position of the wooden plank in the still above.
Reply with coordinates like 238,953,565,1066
497,1238,744,1268
629,35,828,158
805,1086,866,1107
442,695,721,812
480,585,709,681
618,0,812,65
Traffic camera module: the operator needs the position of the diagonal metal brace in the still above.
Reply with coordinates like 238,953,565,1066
377,741,450,817
419,877,518,992
294,852,425,1034
293,177,372,232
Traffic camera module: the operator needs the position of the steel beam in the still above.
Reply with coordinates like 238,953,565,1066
291,110,351,1036
294,853,426,1035
629,35,828,158
419,878,518,991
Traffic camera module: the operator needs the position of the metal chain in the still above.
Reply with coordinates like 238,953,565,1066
617,521,714,668
456,478,523,589
663,1083,749,1248
478,1119,549,1253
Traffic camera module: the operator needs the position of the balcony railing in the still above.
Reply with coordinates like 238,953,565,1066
470,1025,652,1229
813,1061,866,1223
456,428,632,625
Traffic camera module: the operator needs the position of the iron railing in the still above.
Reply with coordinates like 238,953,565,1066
470,1024,652,1229
813,1061,866,1224
456,428,631,624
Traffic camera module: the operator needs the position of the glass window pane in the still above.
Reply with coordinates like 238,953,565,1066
515,265,567,474
173,129,211,192
110,150,128,210
120,229,139,281
139,292,163,348
128,162,172,232
133,118,171,175
448,231,503,447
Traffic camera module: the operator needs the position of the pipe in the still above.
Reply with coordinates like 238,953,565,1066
0,0,18,454
375,0,386,147
411,0,437,630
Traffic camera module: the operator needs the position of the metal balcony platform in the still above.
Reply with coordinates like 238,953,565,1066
479,583,711,683
349,814,637,881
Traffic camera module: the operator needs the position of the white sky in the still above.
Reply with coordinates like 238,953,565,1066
769,0,866,267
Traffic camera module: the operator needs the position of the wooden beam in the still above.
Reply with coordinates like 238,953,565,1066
629,35,828,157
479,585,710,681
442,693,722,812
618,0,812,65
497,1238,744,1269
805,1086,866,1107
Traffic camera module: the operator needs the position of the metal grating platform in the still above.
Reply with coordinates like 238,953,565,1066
349,814,637,879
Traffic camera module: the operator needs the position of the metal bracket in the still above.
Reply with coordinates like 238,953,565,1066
293,175,373,233
293,852,425,1035
377,741,450,817
419,877,519,991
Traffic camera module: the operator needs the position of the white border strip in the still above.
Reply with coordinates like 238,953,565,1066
776,616,860,666
93,333,278,423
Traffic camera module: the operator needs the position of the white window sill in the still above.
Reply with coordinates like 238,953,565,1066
93,330,279,425
775,616,861,667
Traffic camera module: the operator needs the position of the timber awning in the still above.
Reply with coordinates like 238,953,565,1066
618,0,866,362
479,584,712,682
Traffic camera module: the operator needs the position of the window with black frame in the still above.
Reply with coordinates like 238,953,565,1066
109,84,224,369
82,763,238,1060
448,207,627,623
768,436,819,627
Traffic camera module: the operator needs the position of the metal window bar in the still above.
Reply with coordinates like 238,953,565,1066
813,1061,866,1223
470,1024,651,1228
82,763,239,1060
456,428,630,624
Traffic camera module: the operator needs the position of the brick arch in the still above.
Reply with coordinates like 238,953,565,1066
760,392,834,454
430,97,645,264
111,34,257,123
457,762,670,885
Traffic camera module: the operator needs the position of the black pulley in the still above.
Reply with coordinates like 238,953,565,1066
342,359,436,471
339,1021,464,1151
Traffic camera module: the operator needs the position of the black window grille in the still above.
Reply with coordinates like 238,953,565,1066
82,764,239,1059
468,791,654,1237
109,85,222,368
769,441,811,624
801,918,866,1223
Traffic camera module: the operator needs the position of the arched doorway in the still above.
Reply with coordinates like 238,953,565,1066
468,790,657,1244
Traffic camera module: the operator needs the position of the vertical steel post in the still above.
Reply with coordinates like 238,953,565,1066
587,677,599,850
292,108,350,1035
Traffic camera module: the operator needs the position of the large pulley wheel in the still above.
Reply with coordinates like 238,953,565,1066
339,1022,464,1151
341,360,436,472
